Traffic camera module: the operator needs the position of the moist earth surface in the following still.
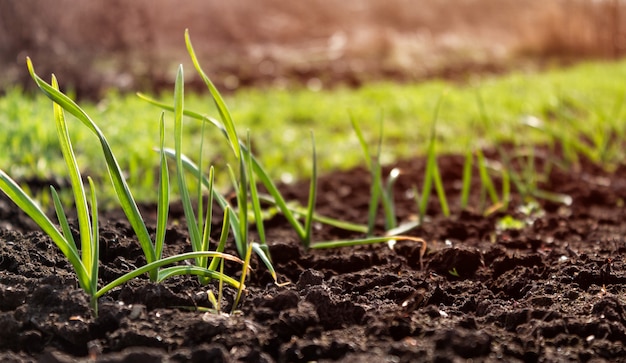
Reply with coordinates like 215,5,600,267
1,151,626,362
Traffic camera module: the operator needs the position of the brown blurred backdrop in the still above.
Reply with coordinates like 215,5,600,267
0,0,624,99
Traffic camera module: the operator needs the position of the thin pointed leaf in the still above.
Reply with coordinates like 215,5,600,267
311,235,426,249
476,150,499,205
95,251,245,298
0,170,90,292
252,242,278,284
51,75,92,270
173,65,202,264
208,207,231,271
155,113,169,260
232,242,253,312
349,113,372,169
162,148,244,247
141,97,307,240
185,29,241,159
87,177,99,302
200,167,215,270
50,186,76,251
246,133,266,247
303,132,318,248
431,160,450,217
27,59,157,276
382,168,399,230
156,266,240,287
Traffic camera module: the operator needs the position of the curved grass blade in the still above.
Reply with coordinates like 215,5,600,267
138,96,307,240
251,242,280,284
185,29,241,160
27,58,158,278
156,266,241,287
51,75,93,271
95,251,245,298
161,148,243,246
0,171,90,291
259,197,366,233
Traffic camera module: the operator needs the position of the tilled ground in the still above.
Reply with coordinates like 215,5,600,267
1,150,626,362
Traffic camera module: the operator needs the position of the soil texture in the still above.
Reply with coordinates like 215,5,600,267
1,150,626,362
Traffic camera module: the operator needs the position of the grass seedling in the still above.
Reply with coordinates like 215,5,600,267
350,113,400,235
143,30,321,254
415,95,450,225
0,59,246,315
0,75,99,310
142,30,429,257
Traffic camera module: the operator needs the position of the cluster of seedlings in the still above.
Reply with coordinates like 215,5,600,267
2,30,613,316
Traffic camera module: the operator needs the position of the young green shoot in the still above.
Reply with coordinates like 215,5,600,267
417,94,450,224
350,113,398,234
4,59,245,315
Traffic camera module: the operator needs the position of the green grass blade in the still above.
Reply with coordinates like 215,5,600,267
95,251,244,298
247,157,307,239
87,177,99,308
50,186,76,250
173,65,202,263
251,242,278,283
156,266,241,288
431,160,450,217
256,194,368,233
227,163,248,257
161,148,244,247
185,29,241,160
476,150,500,205
419,102,441,223
0,170,90,292
200,166,215,271
419,144,435,224
27,59,157,275
303,132,318,248
155,113,169,260
382,168,399,230
238,158,249,254
141,96,307,240
197,121,207,231
232,242,253,313
367,160,383,235
311,235,425,249
51,75,92,270
246,133,266,247
208,206,231,271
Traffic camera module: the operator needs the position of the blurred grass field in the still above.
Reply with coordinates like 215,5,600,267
2,59,625,203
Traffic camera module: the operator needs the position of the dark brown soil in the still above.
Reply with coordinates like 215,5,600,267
2,150,626,362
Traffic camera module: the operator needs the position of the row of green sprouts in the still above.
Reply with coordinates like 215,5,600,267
0,31,589,316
